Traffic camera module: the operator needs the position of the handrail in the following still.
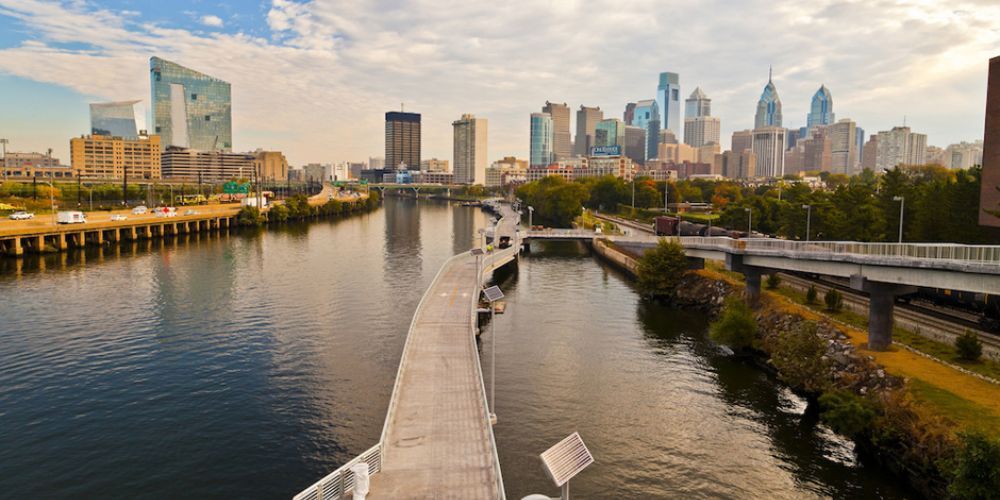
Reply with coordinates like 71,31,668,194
293,444,381,500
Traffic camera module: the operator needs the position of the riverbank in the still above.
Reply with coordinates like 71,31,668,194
592,238,1000,498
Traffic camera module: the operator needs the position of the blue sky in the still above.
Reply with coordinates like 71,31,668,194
0,0,997,166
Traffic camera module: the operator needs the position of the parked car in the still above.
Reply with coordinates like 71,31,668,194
183,209,199,216
56,211,87,224
132,206,148,215
8,211,34,220
155,207,177,218
110,214,128,221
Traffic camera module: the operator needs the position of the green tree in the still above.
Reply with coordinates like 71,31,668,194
818,390,877,438
767,322,831,393
946,432,1000,499
806,285,818,305
765,273,781,289
955,330,983,362
515,176,590,227
237,206,263,226
709,296,758,350
824,289,844,312
636,239,689,299
268,203,290,222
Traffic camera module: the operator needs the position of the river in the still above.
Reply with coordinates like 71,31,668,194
0,197,912,498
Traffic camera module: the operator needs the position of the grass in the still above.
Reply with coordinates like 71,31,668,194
908,379,1000,439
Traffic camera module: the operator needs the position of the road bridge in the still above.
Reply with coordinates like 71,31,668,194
295,204,520,500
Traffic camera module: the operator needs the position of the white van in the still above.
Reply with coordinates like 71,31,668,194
57,211,87,224
154,207,177,218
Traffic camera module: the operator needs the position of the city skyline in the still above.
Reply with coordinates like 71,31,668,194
0,0,997,166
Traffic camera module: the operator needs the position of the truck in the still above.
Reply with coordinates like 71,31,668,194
654,216,679,236
57,211,87,224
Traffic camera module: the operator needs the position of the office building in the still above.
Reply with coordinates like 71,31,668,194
624,125,647,165
452,114,488,185
90,100,142,139
862,136,878,170
161,147,254,182
254,150,288,181
368,157,385,170
807,85,835,128
751,126,786,177
982,55,1000,226
784,126,831,174
385,111,421,170
658,143,696,164
627,99,660,161
2,151,61,169
874,126,927,171
302,163,333,183
70,133,161,179
150,57,232,151
574,106,603,156
595,119,626,148
684,116,721,148
943,141,984,169
623,102,636,124
660,129,679,145
542,102,572,160
856,127,866,167
421,158,450,171
732,130,753,154
829,119,858,175
486,156,528,188
685,87,711,118
714,149,756,179
754,69,783,128
657,72,681,135
530,112,554,167
349,162,365,179
695,143,721,164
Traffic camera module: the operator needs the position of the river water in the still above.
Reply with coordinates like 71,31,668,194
0,197,912,498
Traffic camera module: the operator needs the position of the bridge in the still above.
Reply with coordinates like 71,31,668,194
524,227,1000,350
295,204,520,500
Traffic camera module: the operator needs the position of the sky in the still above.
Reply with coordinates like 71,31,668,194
0,0,997,167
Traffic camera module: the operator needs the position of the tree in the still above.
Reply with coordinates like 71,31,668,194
806,285,818,305
237,206,263,226
765,273,781,289
636,239,689,299
767,322,831,393
819,390,876,438
709,296,758,350
947,432,1000,500
955,330,983,362
515,176,590,227
824,289,843,312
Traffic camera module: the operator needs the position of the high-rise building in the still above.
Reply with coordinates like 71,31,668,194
657,72,681,135
807,85,835,128
874,126,927,171
623,102,637,125
856,127,866,168
542,101,571,160
862,136,878,170
981,55,1000,227
150,57,232,151
623,125,647,165
754,69,783,129
684,117,721,148
732,130,753,153
657,143,696,164
695,143,721,164
90,100,142,139
714,150,756,179
828,119,858,175
595,119,626,148
452,114,488,185
660,129,679,146
385,111,421,170
628,99,660,162
574,106,603,156
70,133,161,179
685,87,711,118
254,150,288,181
751,126,786,177
302,163,333,182
943,141,985,169
530,112,554,167
368,157,385,170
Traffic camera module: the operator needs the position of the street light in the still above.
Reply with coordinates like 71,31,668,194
482,284,504,424
802,204,812,242
893,195,904,243
744,207,752,234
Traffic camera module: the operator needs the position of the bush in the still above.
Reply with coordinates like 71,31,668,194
947,432,1000,499
767,322,831,393
955,330,983,362
268,203,290,223
824,289,844,312
635,239,689,299
709,296,758,350
818,389,877,438
805,285,818,305
765,273,781,290
237,206,263,226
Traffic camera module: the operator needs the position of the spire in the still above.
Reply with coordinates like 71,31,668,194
768,65,773,83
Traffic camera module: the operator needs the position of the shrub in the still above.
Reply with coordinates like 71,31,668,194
818,389,876,438
237,206,263,226
955,330,983,362
709,296,758,350
635,239,689,299
806,285,818,305
767,322,831,393
946,432,1000,499
268,203,290,223
765,273,781,289
824,289,844,312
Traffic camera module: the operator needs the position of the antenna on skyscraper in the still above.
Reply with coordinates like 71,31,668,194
401,102,405,112
903,115,907,126
768,65,773,82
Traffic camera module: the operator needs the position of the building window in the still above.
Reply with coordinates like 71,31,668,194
156,126,161,133
191,93,198,100
205,115,211,121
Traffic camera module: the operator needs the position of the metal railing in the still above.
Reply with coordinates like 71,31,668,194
293,444,382,500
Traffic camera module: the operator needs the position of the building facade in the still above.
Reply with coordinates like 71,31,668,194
754,70,783,129
420,158,450,171
980,55,1000,227
385,111,421,170
90,100,142,139
657,72,681,135
452,114,488,185
623,125,647,165
943,141,984,169
732,129,753,154
874,126,927,171
714,149,756,179
161,147,254,182
2,151,61,169
595,119,626,148
254,150,288,181
628,99,660,161
751,126,786,178
574,106,603,156
684,116,721,148
542,102,572,161
70,134,161,180
150,57,232,151
807,85,835,128
530,112,554,167
829,119,858,175
685,87,711,118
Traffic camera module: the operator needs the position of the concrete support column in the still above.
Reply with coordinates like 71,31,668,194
744,267,763,308
12,237,24,256
35,235,45,253
851,275,918,352
95,231,104,246
55,233,67,251
77,232,86,247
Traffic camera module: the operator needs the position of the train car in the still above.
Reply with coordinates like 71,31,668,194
678,221,707,236
654,216,679,236
705,226,729,237
902,288,1000,332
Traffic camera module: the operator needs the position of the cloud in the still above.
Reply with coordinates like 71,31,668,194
200,15,223,28
0,0,997,166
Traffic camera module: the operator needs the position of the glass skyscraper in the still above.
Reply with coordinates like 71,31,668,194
630,99,659,161
90,100,142,138
150,57,232,151
595,119,626,148
656,72,681,135
529,113,553,167
807,85,835,128
754,69,783,129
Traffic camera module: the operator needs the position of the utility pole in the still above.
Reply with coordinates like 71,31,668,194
77,172,82,207
745,207,752,234
802,204,812,242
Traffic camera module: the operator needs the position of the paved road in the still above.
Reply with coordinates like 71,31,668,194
0,203,243,237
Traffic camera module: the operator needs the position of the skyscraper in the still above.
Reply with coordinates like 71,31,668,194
629,99,660,161
452,114,488,185
90,100,142,138
754,68,783,129
574,106,603,156
874,126,927,171
829,119,858,175
385,111,421,170
752,126,786,177
684,88,720,148
685,87,711,118
855,127,866,168
807,85,835,128
542,101,572,161
623,102,637,125
530,112,554,167
657,72,681,135
150,57,232,151
732,130,753,153
595,119,626,148
623,125,647,165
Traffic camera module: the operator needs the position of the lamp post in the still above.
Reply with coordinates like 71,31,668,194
482,285,504,424
745,207,752,234
893,195,904,243
802,204,812,242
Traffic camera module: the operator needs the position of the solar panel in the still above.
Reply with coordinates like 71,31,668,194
482,285,504,303
540,432,594,487
470,248,484,256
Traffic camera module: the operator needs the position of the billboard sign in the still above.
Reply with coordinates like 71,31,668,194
590,145,621,157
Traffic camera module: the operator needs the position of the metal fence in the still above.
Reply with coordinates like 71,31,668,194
293,444,382,500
